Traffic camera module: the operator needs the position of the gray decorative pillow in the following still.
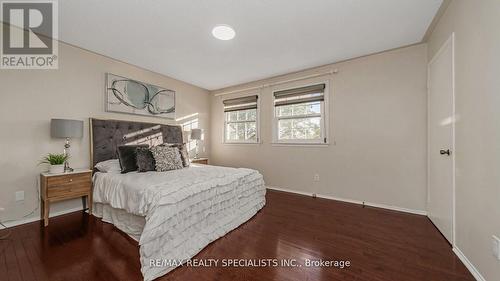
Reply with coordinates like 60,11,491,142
135,147,156,172
150,146,183,172
169,143,190,167
117,144,148,173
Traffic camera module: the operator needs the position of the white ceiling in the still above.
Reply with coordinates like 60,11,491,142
59,0,442,90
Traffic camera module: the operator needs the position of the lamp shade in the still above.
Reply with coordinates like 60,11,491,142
51,119,83,138
190,128,202,140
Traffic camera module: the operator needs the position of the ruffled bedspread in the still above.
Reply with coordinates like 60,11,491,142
93,165,266,281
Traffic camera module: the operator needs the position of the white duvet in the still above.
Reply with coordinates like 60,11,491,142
93,164,266,281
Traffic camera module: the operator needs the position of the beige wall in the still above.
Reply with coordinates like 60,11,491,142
0,36,210,224
428,1,500,280
210,44,428,212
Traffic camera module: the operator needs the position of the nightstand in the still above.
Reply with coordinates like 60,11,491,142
40,169,92,226
191,158,209,165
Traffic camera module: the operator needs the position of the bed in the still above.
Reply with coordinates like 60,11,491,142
89,118,266,281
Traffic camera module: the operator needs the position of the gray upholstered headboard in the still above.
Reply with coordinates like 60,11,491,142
90,118,183,169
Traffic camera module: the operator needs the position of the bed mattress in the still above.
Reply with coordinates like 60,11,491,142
92,164,266,281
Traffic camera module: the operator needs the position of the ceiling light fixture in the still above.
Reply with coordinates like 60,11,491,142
212,25,235,41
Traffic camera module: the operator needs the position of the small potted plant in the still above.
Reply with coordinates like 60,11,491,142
40,153,69,174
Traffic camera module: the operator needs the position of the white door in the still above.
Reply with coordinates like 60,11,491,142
428,34,454,244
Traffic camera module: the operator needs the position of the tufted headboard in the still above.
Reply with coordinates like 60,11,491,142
89,118,183,169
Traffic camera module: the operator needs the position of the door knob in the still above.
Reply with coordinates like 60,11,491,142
440,149,451,155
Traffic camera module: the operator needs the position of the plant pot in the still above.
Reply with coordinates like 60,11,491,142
49,164,64,174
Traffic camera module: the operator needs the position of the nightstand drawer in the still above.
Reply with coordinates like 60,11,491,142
47,173,91,187
47,182,91,198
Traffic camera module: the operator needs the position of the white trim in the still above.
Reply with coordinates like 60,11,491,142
1,206,86,228
451,33,456,246
266,186,427,216
426,40,431,206
453,247,486,281
427,33,456,245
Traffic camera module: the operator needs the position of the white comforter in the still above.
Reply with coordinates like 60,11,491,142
93,164,266,281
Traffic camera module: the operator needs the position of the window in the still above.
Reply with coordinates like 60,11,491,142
223,95,259,143
273,83,327,144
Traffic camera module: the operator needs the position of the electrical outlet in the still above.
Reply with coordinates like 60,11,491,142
493,235,500,261
15,191,24,202
313,173,320,182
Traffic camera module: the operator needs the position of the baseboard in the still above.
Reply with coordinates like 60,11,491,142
1,206,85,228
453,247,486,281
266,186,427,216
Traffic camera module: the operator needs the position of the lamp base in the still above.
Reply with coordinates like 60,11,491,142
63,138,73,172
64,162,74,173
194,142,199,159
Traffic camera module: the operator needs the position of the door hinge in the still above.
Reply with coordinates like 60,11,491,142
440,149,451,156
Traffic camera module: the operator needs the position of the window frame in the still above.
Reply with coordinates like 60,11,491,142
272,81,330,145
223,93,261,144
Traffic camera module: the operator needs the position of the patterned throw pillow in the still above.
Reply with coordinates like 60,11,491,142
150,146,183,172
169,143,190,167
135,147,156,172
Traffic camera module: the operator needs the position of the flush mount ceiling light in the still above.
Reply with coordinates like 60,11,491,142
212,25,235,41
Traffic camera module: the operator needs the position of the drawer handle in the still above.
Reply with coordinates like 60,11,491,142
69,179,73,182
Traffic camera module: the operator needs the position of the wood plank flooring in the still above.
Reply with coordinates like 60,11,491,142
0,190,474,281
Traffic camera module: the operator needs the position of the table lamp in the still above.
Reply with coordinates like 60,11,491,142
190,128,202,159
50,119,83,172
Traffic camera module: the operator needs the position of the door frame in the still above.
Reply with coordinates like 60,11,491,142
427,32,456,246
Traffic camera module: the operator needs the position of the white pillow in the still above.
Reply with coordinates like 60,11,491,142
95,159,121,173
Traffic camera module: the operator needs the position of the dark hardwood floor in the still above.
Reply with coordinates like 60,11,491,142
0,190,474,281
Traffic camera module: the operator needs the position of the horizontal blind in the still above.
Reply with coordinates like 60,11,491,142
223,95,258,112
274,84,325,107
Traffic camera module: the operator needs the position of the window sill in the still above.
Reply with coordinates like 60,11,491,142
223,141,262,146
271,142,330,147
